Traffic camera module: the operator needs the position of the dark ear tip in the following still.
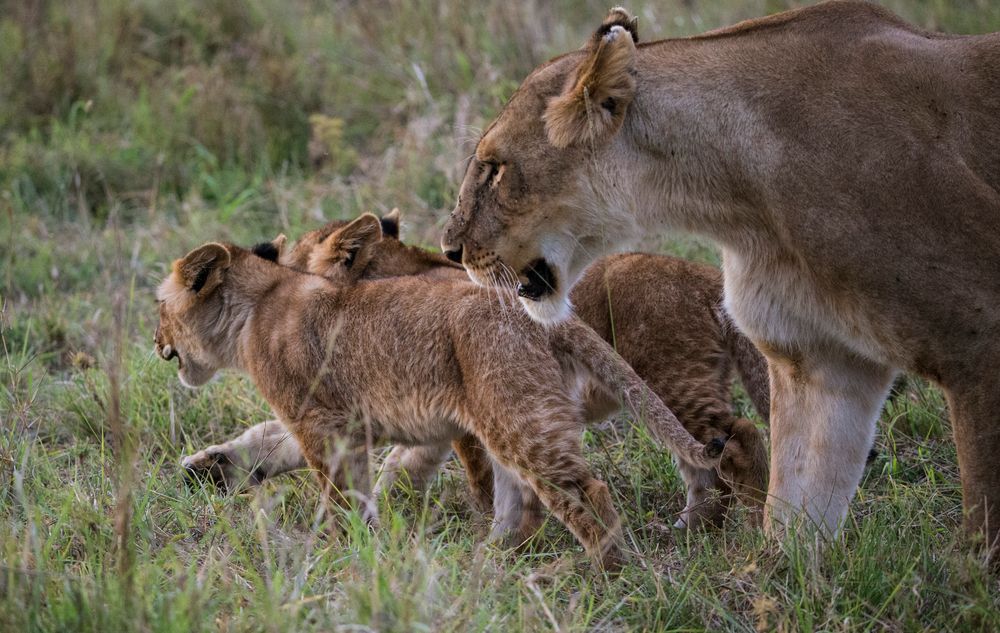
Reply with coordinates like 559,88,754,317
251,241,280,262
706,437,727,458
380,215,400,239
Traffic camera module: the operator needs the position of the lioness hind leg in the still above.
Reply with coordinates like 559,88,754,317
944,382,1000,559
764,346,895,538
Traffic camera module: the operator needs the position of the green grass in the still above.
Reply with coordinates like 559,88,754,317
3,1,1000,631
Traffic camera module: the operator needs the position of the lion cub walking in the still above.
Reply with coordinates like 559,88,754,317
156,230,720,568
185,212,768,528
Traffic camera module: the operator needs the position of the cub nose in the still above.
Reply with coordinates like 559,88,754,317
444,246,464,264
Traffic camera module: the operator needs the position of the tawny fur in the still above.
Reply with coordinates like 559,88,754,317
184,213,769,528
157,234,720,569
440,0,1000,554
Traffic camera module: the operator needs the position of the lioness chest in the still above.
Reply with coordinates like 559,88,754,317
721,247,904,367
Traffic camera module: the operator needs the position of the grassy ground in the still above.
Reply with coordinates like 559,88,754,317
3,1,999,630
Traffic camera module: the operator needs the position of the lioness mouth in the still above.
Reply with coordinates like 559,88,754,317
517,259,557,301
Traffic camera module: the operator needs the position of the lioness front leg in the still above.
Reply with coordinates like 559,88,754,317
490,461,545,546
764,345,895,538
943,380,1000,556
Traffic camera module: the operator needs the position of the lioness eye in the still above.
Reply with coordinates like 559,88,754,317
490,164,506,189
478,160,498,186
480,160,506,190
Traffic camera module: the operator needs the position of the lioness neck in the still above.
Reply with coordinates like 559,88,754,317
612,43,779,252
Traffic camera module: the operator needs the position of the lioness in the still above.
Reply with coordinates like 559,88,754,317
184,212,769,527
156,230,722,568
440,1,1000,551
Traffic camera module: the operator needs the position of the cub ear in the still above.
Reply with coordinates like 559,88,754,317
250,234,287,262
544,12,637,149
380,208,401,240
175,243,231,295
311,213,382,279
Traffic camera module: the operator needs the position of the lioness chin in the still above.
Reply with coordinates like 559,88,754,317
185,211,770,528
440,1,1000,555
156,229,721,569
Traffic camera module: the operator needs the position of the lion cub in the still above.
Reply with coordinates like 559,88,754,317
157,225,721,568
185,212,769,528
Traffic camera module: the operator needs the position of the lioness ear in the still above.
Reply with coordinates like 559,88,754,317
312,213,382,278
544,12,637,149
175,243,231,295
594,7,639,44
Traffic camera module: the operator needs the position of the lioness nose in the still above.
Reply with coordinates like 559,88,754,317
444,246,463,264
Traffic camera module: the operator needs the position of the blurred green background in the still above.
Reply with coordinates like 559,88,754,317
2,2,998,631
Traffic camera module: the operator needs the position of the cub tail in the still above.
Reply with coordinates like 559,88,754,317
550,318,723,470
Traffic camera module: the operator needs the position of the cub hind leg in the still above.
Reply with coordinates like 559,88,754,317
471,403,623,570
373,440,452,498
452,433,495,512
371,434,495,512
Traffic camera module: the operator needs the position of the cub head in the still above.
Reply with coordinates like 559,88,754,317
155,242,235,387
295,213,385,282
679,419,768,529
442,8,640,323
284,210,461,281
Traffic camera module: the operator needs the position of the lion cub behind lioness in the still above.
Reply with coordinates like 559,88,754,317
156,225,721,568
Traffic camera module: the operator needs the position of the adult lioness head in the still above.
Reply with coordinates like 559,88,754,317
442,8,641,323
